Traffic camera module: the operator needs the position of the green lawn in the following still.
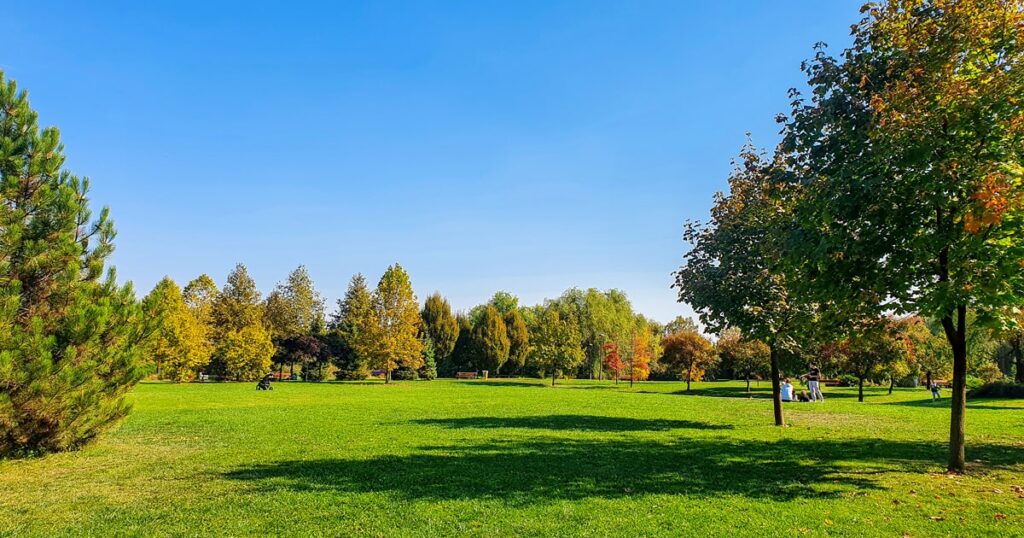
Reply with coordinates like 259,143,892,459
1,379,1022,537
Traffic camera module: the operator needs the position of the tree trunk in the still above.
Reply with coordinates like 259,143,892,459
925,370,932,391
888,376,895,395
551,370,556,386
1015,336,1024,384
941,306,968,473
745,371,751,393
385,368,391,384
858,376,864,402
769,343,784,427
687,363,693,392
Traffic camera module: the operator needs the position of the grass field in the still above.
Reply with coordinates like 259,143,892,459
1,379,1022,537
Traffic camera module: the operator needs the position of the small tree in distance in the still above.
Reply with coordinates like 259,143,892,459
661,330,717,392
602,342,624,384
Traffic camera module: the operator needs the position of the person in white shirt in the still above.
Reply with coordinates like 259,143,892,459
780,378,794,402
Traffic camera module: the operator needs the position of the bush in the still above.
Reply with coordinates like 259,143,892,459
973,361,1005,384
837,374,860,387
418,364,437,380
968,381,1024,399
334,368,367,381
965,375,985,392
391,368,419,381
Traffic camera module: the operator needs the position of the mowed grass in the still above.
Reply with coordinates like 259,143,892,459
1,379,1023,537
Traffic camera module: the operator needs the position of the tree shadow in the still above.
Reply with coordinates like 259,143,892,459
642,385,863,400
884,398,1024,410
221,437,1024,505
453,380,546,388
412,415,734,432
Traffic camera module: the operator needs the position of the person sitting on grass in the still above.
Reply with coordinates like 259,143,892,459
780,378,794,402
930,381,941,401
797,390,811,402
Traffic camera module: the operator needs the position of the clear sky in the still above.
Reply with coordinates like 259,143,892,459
2,1,861,322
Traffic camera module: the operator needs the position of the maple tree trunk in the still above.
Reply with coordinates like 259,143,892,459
941,306,967,473
858,376,864,402
769,343,784,427
552,370,556,386
888,376,894,395
745,372,751,393
385,368,391,384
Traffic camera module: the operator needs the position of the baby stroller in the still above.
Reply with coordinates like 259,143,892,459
256,373,274,391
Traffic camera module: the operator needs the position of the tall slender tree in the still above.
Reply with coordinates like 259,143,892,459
0,72,148,455
369,264,422,383
504,309,530,374
327,274,374,380
421,293,459,371
474,305,510,375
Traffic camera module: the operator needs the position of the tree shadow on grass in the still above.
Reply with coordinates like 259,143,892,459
221,437,1024,505
412,415,734,432
884,398,1024,410
453,380,547,388
641,386,862,400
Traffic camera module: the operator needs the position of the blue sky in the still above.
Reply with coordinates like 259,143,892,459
3,1,861,322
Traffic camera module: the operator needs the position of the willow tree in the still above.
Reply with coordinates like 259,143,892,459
675,147,812,426
0,73,147,455
781,0,1024,472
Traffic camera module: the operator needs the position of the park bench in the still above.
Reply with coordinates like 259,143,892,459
822,379,842,387
456,371,479,379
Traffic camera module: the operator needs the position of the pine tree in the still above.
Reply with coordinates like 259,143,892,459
0,72,147,455
328,274,374,380
141,277,211,382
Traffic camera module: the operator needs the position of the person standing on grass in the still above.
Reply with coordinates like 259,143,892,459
930,381,941,402
802,364,824,403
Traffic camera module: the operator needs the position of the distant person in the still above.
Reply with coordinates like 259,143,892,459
780,378,794,402
257,373,273,391
801,364,825,402
797,390,811,402
930,381,941,401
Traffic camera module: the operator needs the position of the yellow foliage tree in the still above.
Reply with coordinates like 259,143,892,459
369,264,422,382
142,277,212,382
220,324,274,382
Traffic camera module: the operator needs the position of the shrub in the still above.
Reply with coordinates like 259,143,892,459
968,381,1024,399
334,368,367,381
965,375,985,392
391,368,419,381
837,374,860,387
